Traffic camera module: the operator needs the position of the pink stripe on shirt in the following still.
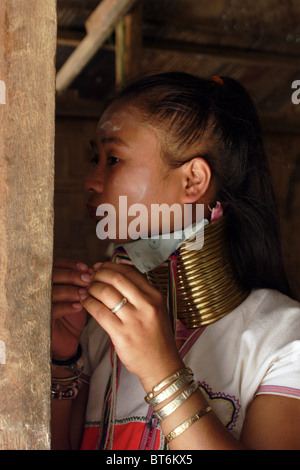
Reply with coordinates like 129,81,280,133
256,384,300,398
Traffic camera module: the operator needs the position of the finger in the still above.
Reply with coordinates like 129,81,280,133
52,301,85,320
52,284,85,303
93,262,103,270
53,258,89,272
88,281,130,312
93,267,148,309
79,292,122,334
53,267,93,287
94,262,155,297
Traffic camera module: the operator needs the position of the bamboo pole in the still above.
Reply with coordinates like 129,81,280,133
115,1,142,88
115,19,126,88
56,0,138,92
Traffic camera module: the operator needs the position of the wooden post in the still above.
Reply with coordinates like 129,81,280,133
0,0,56,449
116,1,143,88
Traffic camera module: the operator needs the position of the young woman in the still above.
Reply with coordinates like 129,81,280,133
51,72,300,450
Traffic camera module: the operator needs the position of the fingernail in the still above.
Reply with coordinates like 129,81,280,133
72,302,82,310
78,288,87,295
76,262,88,271
93,262,103,270
79,294,88,301
81,273,92,283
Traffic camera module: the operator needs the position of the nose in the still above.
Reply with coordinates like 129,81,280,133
83,166,104,194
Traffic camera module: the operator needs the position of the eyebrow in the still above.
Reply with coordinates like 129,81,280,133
89,134,130,151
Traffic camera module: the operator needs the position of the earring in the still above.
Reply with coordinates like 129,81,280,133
208,201,224,222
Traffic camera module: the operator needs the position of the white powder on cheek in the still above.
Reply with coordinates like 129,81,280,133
113,167,150,202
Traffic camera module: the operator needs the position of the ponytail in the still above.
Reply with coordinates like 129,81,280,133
209,76,292,296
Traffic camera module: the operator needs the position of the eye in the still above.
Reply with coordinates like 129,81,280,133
107,156,120,166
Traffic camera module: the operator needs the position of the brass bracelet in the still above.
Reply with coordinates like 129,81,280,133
147,373,194,407
155,381,198,421
165,406,212,444
145,367,193,403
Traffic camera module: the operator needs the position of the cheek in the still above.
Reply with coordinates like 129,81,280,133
113,168,152,203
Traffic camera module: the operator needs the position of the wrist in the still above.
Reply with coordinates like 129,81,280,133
51,345,84,401
140,358,185,394
51,344,84,377
52,344,82,365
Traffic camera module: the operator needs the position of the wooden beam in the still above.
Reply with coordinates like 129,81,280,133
0,0,56,449
143,38,300,69
115,1,142,87
57,28,300,70
56,0,138,92
57,28,85,47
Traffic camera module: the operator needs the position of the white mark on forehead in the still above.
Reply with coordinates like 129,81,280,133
97,109,140,133
98,120,122,132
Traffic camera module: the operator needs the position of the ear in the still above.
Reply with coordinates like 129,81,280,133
181,157,212,203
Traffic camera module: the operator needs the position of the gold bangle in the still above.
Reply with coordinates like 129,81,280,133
145,367,193,403
155,381,198,421
165,406,212,444
147,373,194,407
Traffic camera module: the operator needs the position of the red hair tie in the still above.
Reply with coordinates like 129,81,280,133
211,75,224,85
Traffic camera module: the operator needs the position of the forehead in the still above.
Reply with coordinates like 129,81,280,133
97,102,142,131
95,102,161,149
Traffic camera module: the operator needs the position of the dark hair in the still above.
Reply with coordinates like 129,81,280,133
111,72,292,297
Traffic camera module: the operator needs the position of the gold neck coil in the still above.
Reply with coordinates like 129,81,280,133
146,216,249,328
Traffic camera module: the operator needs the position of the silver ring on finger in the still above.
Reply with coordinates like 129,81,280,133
110,297,127,314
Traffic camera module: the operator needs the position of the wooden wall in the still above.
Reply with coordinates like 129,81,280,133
0,0,56,450
265,133,300,297
54,116,110,267
54,115,300,298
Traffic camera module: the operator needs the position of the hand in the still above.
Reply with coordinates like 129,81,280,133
52,258,93,361
79,262,184,390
